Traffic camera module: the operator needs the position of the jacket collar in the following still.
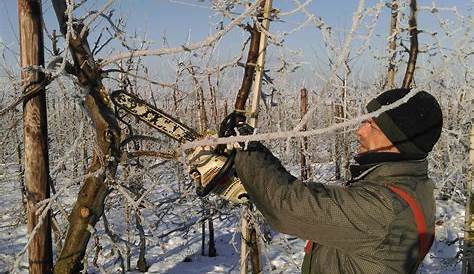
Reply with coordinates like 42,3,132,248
348,152,428,184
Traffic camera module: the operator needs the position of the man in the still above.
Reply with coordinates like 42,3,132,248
190,88,443,273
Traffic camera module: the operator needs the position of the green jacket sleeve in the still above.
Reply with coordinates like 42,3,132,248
234,147,395,253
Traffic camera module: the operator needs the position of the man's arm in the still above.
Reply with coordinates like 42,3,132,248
235,147,394,252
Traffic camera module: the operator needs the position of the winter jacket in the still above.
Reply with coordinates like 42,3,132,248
234,148,435,274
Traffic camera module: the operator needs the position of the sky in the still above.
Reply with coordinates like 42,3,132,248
0,0,472,83
1,0,371,44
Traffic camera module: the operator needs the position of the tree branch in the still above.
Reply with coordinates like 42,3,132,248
99,0,264,67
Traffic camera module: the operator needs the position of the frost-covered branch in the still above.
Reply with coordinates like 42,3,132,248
100,0,264,66
181,88,422,151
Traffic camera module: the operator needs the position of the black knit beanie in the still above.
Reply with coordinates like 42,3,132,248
366,88,443,158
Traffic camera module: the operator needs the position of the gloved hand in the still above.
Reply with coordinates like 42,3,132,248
219,111,252,138
217,111,264,153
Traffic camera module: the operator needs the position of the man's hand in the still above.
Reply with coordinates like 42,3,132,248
219,111,251,138
217,111,264,153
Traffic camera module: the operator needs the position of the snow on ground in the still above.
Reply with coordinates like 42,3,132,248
420,199,464,273
0,161,464,273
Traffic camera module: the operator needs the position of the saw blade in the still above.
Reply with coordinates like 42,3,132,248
111,90,200,143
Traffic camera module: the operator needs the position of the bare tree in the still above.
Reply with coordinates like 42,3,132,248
402,0,418,88
51,1,121,273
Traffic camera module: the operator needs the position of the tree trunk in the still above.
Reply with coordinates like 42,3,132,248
240,208,250,274
18,0,53,273
208,208,217,257
342,70,350,180
334,63,350,180
187,65,208,133
300,88,310,181
249,226,260,274
334,101,343,180
386,0,399,89
224,99,228,117
234,23,262,112
201,201,206,256
208,74,219,129
52,1,121,273
136,211,149,272
402,0,418,89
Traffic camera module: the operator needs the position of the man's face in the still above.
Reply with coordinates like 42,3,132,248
356,118,399,153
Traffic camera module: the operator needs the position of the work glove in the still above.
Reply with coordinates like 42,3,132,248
217,111,264,153
219,111,252,138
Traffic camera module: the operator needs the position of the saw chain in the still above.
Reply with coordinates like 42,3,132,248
111,90,199,143
110,90,248,203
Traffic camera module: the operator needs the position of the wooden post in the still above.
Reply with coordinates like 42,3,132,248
18,0,53,273
300,88,310,181
14,127,27,213
237,1,273,273
248,0,273,127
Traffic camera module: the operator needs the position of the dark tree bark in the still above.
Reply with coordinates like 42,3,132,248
51,1,121,273
18,1,53,273
300,88,310,181
208,74,219,128
201,203,206,256
334,101,344,180
402,0,418,89
208,208,217,257
234,22,262,112
135,211,149,272
386,0,399,89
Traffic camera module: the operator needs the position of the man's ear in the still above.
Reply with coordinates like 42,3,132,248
375,130,400,153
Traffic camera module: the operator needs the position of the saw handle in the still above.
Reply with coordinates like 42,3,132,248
196,151,236,197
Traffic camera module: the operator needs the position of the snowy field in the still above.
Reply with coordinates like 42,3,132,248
0,160,464,274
